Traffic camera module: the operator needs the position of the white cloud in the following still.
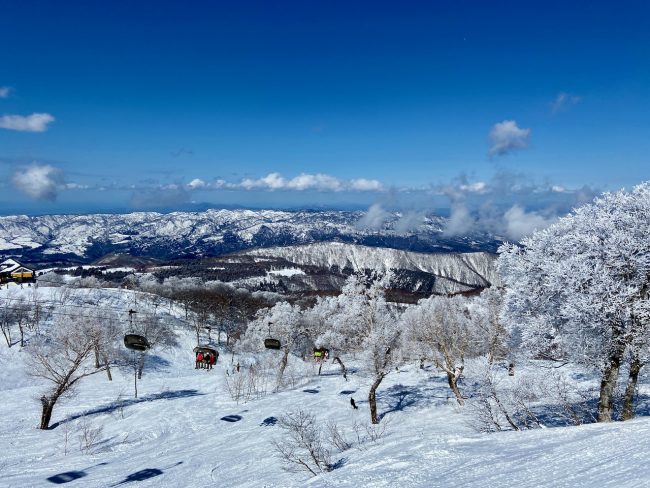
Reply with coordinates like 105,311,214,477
444,202,475,236
0,113,55,132
356,203,390,230
503,205,556,240
224,172,383,192
187,178,207,189
12,163,63,200
0,87,11,99
551,92,581,113
459,181,487,193
350,178,383,191
488,120,531,157
286,173,343,191
65,182,89,190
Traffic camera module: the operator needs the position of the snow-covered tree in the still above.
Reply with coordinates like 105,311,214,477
309,273,400,424
471,287,510,364
402,294,476,405
499,182,650,422
242,301,309,389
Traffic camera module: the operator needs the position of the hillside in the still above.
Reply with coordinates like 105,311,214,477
0,209,501,264
1,286,649,487
240,242,499,294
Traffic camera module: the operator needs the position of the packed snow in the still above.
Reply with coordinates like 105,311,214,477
1,285,649,487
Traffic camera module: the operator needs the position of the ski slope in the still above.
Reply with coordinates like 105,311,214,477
1,287,650,487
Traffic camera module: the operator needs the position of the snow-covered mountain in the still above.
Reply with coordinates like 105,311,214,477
240,242,499,294
0,209,501,264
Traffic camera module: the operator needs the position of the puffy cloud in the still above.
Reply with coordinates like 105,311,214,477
458,181,487,193
286,173,343,191
350,178,383,191
488,120,531,157
356,203,390,230
0,87,11,98
443,202,475,236
12,163,63,200
551,92,581,113
187,178,207,189
394,210,426,233
503,205,556,240
0,112,55,132
215,172,383,192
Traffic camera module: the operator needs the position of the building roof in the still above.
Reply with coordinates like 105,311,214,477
0,259,33,274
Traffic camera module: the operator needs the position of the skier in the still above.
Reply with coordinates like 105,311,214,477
350,398,358,410
196,351,204,369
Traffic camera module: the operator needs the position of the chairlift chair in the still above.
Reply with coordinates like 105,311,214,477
124,308,149,352
124,334,150,352
264,321,281,350
264,338,281,350
193,345,219,359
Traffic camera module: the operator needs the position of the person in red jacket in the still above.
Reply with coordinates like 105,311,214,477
196,352,204,369
209,353,216,370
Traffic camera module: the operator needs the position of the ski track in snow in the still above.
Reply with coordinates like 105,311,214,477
1,287,649,487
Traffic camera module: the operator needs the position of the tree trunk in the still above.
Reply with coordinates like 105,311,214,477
105,362,113,381
368,374,386,424
1,324,11,347
622,354,643,421
134,368,138,399
94,346,101,369
333,356,348,380
18,322,24,348
598,343,626,422
137,354,145,380
447,367,465,406
40,396,57,430
276,348,289,390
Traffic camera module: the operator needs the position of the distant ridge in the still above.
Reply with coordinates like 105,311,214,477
0,209,502,265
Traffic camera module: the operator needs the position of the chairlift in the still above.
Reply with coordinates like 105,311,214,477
313,347,329,360
124,334,150,351
193,345,219,359
124,308,149,351
264,321,281,350
264,338,281,350
194,345,218,369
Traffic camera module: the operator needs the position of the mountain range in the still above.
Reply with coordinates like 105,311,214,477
0,209,502,265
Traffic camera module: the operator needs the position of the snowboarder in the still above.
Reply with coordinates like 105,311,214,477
350,398,358,410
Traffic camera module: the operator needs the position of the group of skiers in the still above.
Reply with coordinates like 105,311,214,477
195,351,216,370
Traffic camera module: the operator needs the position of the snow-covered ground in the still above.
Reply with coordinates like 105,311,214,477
1,287,649,487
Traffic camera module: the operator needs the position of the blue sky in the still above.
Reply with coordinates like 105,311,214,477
0,0,648,215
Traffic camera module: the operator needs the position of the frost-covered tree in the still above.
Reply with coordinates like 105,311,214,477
311,273,400,424
242,301,309,388
402,294,476,405
499,182,650,422
471,287,510,364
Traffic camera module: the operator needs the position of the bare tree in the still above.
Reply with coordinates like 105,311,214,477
272,409,331,477
28,312,110,429
131,313,178,379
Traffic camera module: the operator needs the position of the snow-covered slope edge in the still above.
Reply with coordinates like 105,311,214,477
243,242,500,293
